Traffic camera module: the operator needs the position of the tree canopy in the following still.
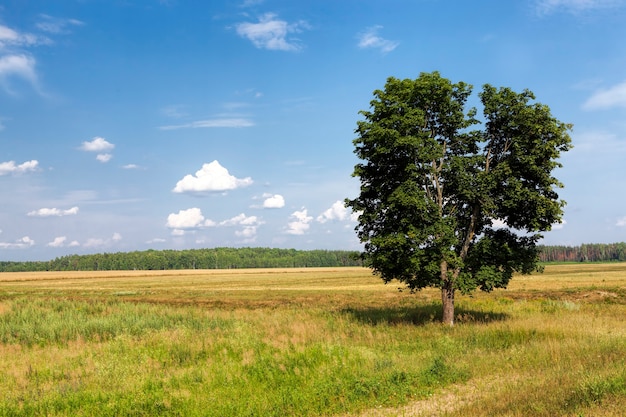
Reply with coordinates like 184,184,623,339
347,71,572,325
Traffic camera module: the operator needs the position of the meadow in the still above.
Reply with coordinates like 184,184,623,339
0,264,625,416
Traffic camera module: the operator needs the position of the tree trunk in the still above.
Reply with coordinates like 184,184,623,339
441,284,455,326
440,261,455,326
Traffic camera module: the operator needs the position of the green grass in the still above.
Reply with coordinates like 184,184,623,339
1,265,626,416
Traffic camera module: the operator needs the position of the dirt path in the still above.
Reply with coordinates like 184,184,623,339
342,374,516,417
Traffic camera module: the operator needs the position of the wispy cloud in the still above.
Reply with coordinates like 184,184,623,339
35,15,84,34
535,0,625,15
357,25,399,54
159,118,254,130
0,19,78,95
47,236,80,248
27,206,79,217
0,159,39,175
235,13,309,51
83,233,122,248
0,24,49,48
0,54,39,94
583,80,626,110
173,160,253,194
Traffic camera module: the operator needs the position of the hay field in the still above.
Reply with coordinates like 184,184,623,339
1,264,625,416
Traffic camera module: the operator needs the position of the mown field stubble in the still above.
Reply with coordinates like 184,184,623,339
1,264,625,416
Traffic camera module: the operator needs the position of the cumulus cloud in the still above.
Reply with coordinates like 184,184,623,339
235,13,309,51
159,118,254,130
79,137,115,162
535,0,625,15
617,216,626,227
0,159,39,175
552,219,567,230
166,207,215,233
583,80,626,110
96,153,113,163
47,236,67,247
317,200,350,223
219,213,264,242
80,137,115,152
27,206,79,217
0,236,35,249
286,208,313,235
357,25,399,54
173,160,253,194
263,194,285,209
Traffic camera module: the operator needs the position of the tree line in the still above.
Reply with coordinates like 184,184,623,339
0,248,362,272
2,244,625,273
538,243,626,263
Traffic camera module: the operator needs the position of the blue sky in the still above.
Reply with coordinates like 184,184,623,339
1,0,626,261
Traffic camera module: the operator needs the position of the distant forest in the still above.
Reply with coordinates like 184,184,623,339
537,243,626,263
0,248,362,272
1,244,625,273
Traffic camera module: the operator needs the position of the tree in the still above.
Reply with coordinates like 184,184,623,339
346,72,572,325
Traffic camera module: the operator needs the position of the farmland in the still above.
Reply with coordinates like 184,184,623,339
1,264,625,416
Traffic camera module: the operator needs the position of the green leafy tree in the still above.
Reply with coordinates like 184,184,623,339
346,72,572,325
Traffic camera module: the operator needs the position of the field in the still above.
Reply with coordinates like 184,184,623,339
1,264,625,416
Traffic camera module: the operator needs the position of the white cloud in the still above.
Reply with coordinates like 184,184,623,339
0,236,35,249
535,0,625,15
161,104,188,119
146,238,167,244
617,217,626,227
219,213,261,227
0,159,39,175
159,118,254,130
83,233,122,248
357,25,399,54
263,194,285,208
27,206,79,217
80,137,115,152
286,208,313,235
173,160,253,194
552,219,567,230
0,25,46,48
47,236,67,247
96,153,113,163
583,80,626,110
166,207,214,230
122,164,140,169
0,54,39,92
235,13,309,51
317,200,351,223
219,213,264,242
35,15,84,34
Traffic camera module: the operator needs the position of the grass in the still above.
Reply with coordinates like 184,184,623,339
0,264,625,416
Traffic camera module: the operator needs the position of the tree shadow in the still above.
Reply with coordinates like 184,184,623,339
342,303,508,326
